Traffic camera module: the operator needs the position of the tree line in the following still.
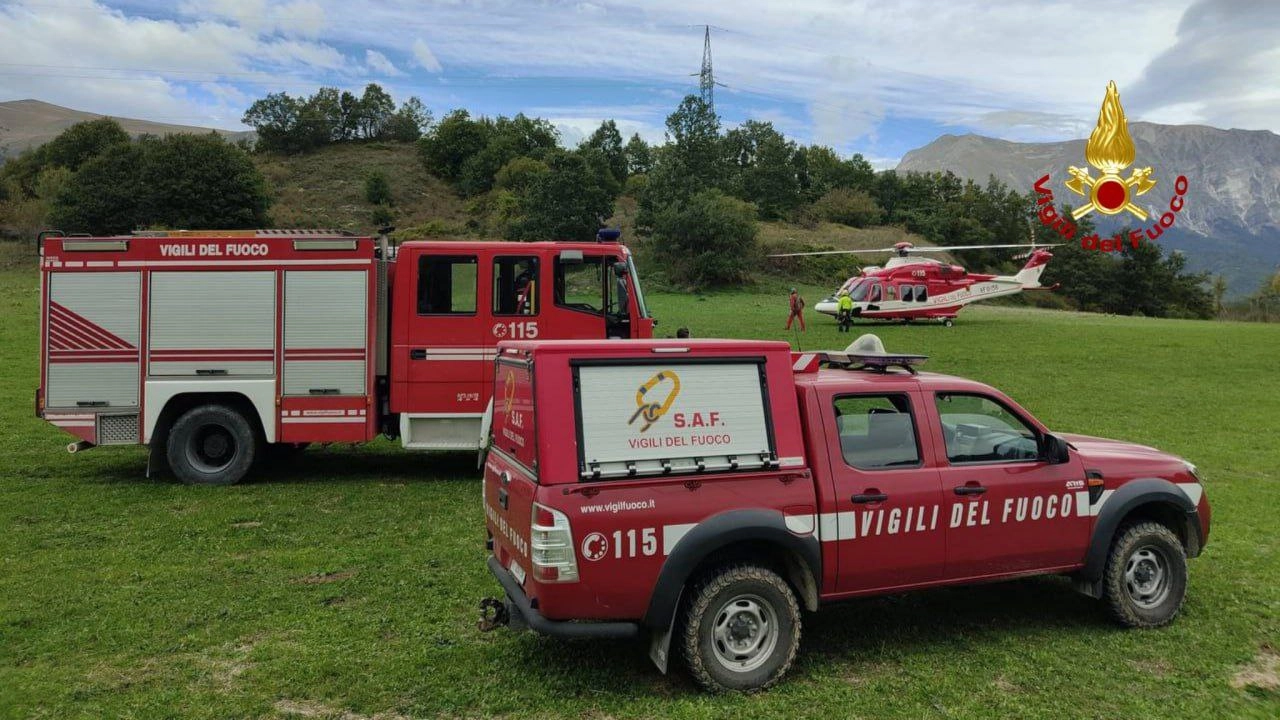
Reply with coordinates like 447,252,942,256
0,84,1217,319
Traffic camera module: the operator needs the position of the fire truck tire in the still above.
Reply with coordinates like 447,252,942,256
1102,522,1187,628
166,404,259,486
680,565,801,693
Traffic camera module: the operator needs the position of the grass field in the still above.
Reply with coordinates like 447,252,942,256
2,253,1278,719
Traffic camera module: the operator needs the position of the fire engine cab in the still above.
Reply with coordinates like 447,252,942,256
480,336,1211,692
35,229,652,485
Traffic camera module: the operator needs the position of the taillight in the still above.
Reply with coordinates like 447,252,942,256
530,502,578,583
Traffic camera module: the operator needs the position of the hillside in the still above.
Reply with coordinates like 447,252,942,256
0,99,253,160
898,122,1280,297
253,142,467,236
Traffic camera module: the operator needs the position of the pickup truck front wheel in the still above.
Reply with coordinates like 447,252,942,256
1103,522,1187,628
680,565,801,692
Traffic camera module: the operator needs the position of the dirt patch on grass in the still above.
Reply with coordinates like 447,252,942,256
275,698,410,720
1230,645,1279,694
1129,658,1174,678
992,675,1021,693
231,520,263,529
293,570,356,585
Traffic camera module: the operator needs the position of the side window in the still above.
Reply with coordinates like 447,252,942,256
935,393,1040,463
493,256,538,316
915,284,928,302
901,285,914,302
555,256,605,315
869,282,882,303
417,255,477,314
886,285,897,301
833,394,921,470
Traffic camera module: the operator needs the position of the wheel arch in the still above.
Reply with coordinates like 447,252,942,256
643,509,821,631
148,390,270,452
1082,477,1201,582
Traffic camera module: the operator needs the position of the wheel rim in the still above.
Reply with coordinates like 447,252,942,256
1124,544,1171,609
710,593,779,673
187,423,238,474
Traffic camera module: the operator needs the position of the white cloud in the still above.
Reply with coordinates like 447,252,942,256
411,38,443,73
365,49,404,77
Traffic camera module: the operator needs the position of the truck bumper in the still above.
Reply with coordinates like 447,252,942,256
486,556,640,640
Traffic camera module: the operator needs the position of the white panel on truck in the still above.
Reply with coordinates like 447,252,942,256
148,272,276,376
46,272,140,408
283,270,367,396
575,361,774,479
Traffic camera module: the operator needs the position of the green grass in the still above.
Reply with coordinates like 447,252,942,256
2,252,1278,719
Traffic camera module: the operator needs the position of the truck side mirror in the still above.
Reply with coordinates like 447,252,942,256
1041,433,1070,464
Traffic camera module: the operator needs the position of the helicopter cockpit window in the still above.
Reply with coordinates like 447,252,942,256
848,280,872,302
901,285,914,302
915,284,928,302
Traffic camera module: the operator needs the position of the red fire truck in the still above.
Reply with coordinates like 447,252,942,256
35,229,653,485
480,337,1211,692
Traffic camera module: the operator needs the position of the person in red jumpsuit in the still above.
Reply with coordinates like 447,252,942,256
785,288,806,331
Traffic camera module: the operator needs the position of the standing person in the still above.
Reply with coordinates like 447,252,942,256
837,290,854,332
785,288,806,331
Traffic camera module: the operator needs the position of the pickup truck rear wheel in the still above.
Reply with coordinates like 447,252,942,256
166,404,259,486
1103,522,1187,628
680,565,800,692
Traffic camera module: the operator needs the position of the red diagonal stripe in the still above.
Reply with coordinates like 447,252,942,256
49,302,134,350
47,326,81,350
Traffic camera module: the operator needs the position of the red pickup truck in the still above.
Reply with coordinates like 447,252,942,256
480,337,1210,692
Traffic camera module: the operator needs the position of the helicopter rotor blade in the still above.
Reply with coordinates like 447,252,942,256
767,248,908,257
904,243,1062,252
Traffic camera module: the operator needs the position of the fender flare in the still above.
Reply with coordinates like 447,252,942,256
1082,477,1200,582
642,508,820,630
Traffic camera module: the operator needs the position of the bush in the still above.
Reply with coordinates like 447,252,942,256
364,171,392,205
812,188,883,227
649,189,758,287
370,203,394,227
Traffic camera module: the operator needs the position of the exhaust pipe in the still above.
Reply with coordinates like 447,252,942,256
67,440,94,454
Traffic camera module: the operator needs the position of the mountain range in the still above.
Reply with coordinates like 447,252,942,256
898,122,1280,298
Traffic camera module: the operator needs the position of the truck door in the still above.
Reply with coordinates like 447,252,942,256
45,271,141,411
398,249,485,414
927,392,1090,578
823,391,946,593
486,254,541,394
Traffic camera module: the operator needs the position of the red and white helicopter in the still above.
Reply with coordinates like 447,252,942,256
770,241,1058,326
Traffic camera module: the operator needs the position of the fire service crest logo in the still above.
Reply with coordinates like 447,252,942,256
1033,81,1189,252
628,370,681,433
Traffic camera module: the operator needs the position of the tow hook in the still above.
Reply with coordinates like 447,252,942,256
478,597,509,632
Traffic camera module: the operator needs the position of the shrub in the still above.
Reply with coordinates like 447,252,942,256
812,188,883,227
364,171,392,205
649,189,758,287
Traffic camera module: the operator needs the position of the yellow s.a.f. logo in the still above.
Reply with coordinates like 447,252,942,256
502,370,516,414
629,370,681,433
1065,81,1156,220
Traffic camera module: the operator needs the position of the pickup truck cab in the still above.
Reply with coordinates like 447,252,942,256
480,336,1210,692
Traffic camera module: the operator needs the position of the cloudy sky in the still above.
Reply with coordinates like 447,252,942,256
1,0,1276,165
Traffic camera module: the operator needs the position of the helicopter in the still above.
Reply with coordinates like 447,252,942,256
769,241,1059,327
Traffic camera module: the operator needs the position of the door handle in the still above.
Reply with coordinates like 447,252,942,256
498,488,509,510
409,348,426,360
954,484,987,496
852,492,888,504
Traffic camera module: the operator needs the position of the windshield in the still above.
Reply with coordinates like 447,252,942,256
847,279,875,301
626,254,649,318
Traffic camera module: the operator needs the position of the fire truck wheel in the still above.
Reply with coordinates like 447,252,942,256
680,565,801,693
166,405,259,485
1102,521,1187,628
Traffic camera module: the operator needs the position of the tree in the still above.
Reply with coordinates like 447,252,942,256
41,118,131,172
386,97,432,142
723,120,799,219
418,109,490,181
649,189,758,287
582,119,626,183
50,133,269,233
1211,275,1228,316
242,92,303,153
624,133,652,176
511,150,614,242
494,156,549,194
356,83,396,139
